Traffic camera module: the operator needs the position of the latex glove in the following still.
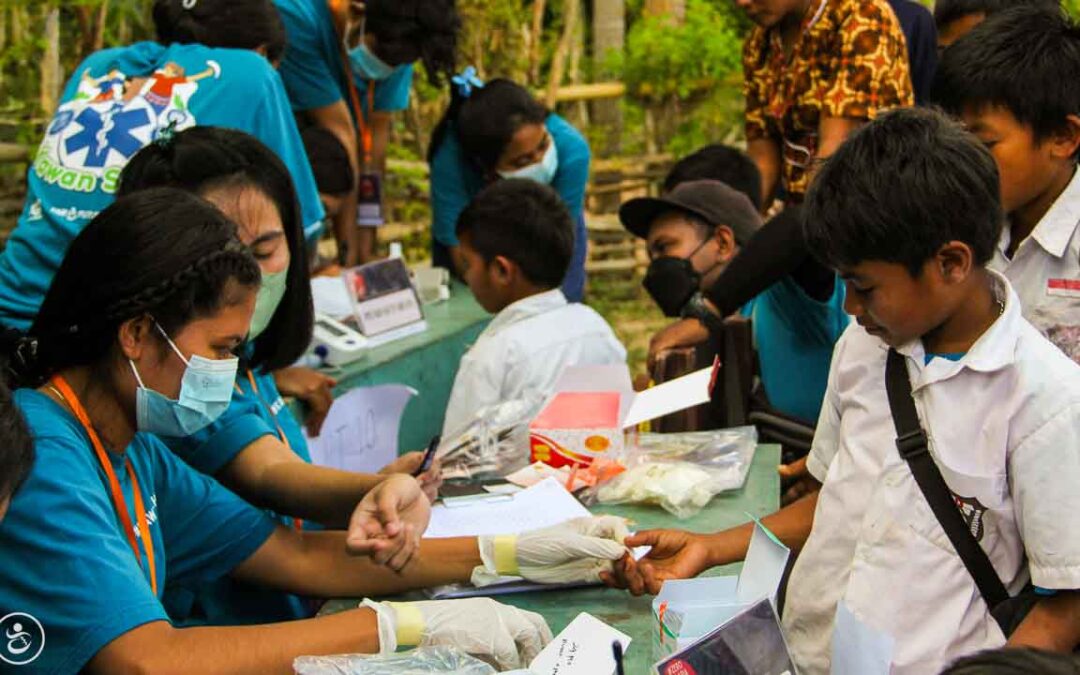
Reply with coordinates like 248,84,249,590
474,516,631,586
361,598,552,670
346,474,430,570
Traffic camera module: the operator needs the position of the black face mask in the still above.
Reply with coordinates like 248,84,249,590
644,256,702,317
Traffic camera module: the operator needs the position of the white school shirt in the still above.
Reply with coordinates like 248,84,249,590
990,166,1080,363
442,289,628,436
783,272,1080,675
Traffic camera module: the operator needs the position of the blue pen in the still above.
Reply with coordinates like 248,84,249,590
612,640,625,675
413,434,440,477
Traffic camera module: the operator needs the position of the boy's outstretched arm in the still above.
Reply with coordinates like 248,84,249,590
1008,591,1080,652
602,490,819,596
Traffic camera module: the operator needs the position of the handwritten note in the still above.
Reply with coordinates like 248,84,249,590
529,613,631,675
303,385,416,474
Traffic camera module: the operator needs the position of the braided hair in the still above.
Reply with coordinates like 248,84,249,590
9,188,260,389
118,127,314,372
152,0,286,62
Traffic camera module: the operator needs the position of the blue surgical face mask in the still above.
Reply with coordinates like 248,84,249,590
129,324,239,437
497,139,559,185
349,43,397,81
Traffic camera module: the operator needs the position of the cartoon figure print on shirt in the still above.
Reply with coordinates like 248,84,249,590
33,61,220,203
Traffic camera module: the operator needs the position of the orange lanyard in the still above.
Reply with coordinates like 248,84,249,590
329,0,376,167
240,370,304,532
51,376,158,595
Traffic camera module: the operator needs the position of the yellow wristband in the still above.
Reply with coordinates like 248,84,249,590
387,602,425,647
493,534,520,575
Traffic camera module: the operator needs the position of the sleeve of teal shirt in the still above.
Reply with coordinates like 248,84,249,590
548,114,591,218
248,57,326,229
363,64,414,112
429,132,476,248
151,437,277,588
0,425,168,673
275,0,344,111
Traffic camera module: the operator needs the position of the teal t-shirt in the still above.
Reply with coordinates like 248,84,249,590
743,276,850,424
162,363,314,625
274,0,414,115
0,42,324,331
0,390,276,673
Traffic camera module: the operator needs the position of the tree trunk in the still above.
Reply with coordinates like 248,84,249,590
545,0,581,108
591,0,624,156
528,0,548,86
40,4,61,117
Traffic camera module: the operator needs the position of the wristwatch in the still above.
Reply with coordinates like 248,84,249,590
680,292,724,333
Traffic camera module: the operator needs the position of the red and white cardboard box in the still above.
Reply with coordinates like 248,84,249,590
529,365,713,469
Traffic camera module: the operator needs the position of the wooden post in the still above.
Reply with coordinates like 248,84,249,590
40,4,61,117
528,0,548,86
545,0,581,109
591,0,624,156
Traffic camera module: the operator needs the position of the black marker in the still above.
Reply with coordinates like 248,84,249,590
612,640,625,675
413,434,440,477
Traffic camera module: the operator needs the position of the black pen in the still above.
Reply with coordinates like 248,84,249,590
612,640,625,675
412,434,440,477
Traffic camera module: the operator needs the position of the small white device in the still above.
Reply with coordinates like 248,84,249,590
310,313,368,367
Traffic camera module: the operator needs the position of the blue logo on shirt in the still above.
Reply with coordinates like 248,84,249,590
0,613,44,666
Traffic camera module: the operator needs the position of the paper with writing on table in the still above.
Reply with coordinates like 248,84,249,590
529,613,632,675
303,385,416,474
424,478,642,600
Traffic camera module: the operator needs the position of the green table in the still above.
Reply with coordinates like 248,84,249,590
322,444,780,673
295,282,490,452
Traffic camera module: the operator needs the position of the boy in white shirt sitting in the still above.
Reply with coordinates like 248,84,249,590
934,8,1080,362
604,108,1080,674
442,179,627,435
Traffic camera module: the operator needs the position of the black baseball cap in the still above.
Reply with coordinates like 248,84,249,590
619,179,762,244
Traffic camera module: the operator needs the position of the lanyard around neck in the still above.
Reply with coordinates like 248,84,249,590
329,0,376,167
50,375,158,596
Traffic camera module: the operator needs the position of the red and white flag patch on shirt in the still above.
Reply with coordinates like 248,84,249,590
1047,278,1080,298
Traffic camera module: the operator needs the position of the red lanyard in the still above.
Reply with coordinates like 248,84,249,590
240,370,304,532
51,376,158,595
329,0,376,167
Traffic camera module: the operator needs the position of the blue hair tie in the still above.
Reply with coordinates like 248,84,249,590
451,66,484,99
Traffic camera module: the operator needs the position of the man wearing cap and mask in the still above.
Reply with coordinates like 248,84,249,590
620,179,849,432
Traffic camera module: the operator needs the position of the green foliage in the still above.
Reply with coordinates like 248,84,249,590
617,0,745,100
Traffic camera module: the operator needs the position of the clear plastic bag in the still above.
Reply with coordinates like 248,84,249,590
437,396,546,481
293,646,497,675
593,426,758,518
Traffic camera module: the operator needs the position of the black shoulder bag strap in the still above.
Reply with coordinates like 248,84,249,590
884,349,1011,630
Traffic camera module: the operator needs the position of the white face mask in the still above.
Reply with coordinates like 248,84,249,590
497,139,559,185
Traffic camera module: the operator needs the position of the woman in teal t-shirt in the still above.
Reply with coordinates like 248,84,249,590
118,127,441,625
274,0,459,264
428,75,592,302
0,188,601,673
0,0,324,332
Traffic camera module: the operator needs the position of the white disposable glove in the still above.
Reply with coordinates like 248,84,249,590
361,598,552,670
474,515,631,586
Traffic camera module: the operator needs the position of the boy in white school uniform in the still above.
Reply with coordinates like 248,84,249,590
603,108,1080,674
934,8,1080,362
442,179,627,435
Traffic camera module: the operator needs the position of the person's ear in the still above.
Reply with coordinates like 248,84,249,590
118,316,155,362
1049,115,1080,161
712,225,738,264
490,255,516,287
936,241,974,285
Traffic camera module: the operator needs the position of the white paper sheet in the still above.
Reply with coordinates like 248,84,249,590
311,276,354,320
622,367,713,428
424,477,590,539
303,385,417,474
529,613,632,675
